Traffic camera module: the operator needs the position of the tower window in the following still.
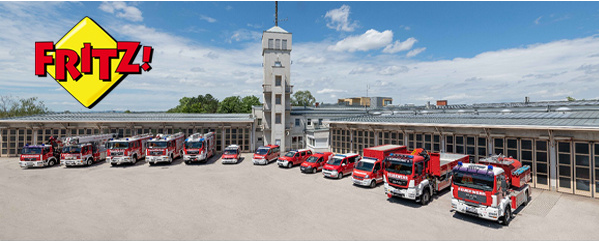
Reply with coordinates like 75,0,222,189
275,39,280,49
274,61,282,67
275,94,282,105
282,39,287,49
268,39,273,49
275,114,282,124
275,75,282,86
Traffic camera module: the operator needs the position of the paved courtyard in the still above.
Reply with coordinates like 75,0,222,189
0,153,598,240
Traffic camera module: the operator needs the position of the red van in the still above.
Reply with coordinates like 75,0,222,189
252,145,280,165
300,152,333,174
322,153,361,179
277,149,312,168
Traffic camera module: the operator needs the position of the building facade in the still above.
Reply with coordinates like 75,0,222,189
261,25,292,152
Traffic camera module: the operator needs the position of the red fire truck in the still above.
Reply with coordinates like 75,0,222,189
451,155,532,225
60,133,115,167
183,132,215,164
146,132,185,165
300,152,334,174
352,145,409,187
106,133,153,166
384,149,469,205
19,137,62,169
322,153,361,179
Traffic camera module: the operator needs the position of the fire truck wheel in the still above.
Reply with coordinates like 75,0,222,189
370,180,376,188
312,168,317,174
87,158,93,166
420,189,430,205
338,172,343,179
287,162,292,168
501,207,512,226
48,159,55,167
170,154,174,164
111,163,117,167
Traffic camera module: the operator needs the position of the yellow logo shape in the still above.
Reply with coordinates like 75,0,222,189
46,17,125,108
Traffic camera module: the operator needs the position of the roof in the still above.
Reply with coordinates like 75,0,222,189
328,111,599,130
365,144,405,151
225,145,240,149
0,112,253,123
265,26,289,33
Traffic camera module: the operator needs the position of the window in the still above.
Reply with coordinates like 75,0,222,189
257,118,262,125
295,119,300,126
275,94,282,105
274,61,282,67
307,119,312,125
275,39,280,49
268,39,273,48
275,114,281,124
275,75,282,86
318,119,323,125
282,39,287,49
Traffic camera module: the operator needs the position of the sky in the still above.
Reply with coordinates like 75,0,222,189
1,1,599,112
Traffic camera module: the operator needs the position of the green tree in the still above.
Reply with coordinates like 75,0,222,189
167,94,219,113
566,96,576,102
218,96,243,113
291,90,316,106
241,95,261,113
0,96,49,118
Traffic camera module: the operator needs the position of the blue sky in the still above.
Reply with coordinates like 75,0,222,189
1,1,599,111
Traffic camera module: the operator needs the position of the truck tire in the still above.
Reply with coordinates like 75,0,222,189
523,191,530,206
287,162,292,168
370,180,376,188
501,206,512,226
48,159,55,167
87,158,93,166
312,168,317,174
111,163,117,167
420,188,430,205
132,154,137,164
338,172,343,179
170,154,174,164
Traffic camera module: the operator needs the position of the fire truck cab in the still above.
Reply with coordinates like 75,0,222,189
183,132,215,164
277,149,313,168
323,153,361,179
146,132,185,165
106,133,153,166
252,145,280,165
60,134,115,167
451,155,532,225
300,152,334,174
20,137,61,169
221,145,241,164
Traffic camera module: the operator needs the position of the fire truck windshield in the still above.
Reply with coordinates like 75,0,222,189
305,156,319,163
355,161,375,172
108,142,129,149
149,142,167,148
224,149,238,155
327,157,343,165
62,146,81,154
185,142,202,149
452,171,495,192
21,147,42,154
385,160,412,175
255,148,268,155
284,151,296,157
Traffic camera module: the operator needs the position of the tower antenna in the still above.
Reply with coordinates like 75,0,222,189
275,1,278,26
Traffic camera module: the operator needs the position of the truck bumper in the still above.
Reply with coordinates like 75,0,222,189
277,160,289,167
184,153,206,162
322,170,339,178
384,183,417,200
451,198,499,221
221,158,239,164
62,159,87,166
146,156,172,164
352,177,374,186
20,161,46,168
253,158,268,165
300,166,316,173
107,156,134,165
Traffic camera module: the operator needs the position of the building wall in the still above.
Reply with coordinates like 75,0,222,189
1,122,253,157
329,123,599,199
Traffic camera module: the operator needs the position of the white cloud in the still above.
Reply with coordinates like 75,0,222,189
317,89,346,94
406,47,426,57
534,16,542,25
99,2,143,22
200,14,217,23
328,29,393,52
383,37,417,53
228,29,261,43
378,66,409,75
324,5,358,32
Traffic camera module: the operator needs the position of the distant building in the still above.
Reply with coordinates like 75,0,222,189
338,97,392,108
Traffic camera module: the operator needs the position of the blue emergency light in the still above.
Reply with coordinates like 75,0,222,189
488,165,493,170
458,161,463,166
126,138,129,141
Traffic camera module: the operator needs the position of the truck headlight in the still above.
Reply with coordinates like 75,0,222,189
365,175,370,179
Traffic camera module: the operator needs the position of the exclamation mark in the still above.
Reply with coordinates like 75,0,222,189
141,46,153,71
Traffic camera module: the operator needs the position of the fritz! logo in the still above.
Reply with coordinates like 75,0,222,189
35,17,153,108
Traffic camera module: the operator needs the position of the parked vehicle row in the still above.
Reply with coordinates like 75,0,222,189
19,136,532,225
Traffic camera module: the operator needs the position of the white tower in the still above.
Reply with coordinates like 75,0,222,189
262,3,292,151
